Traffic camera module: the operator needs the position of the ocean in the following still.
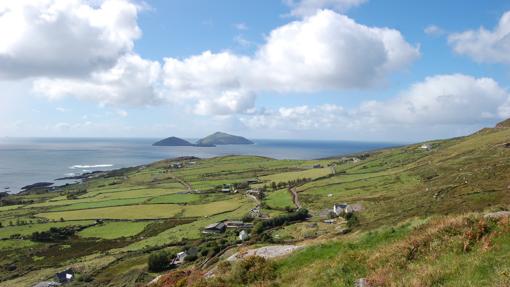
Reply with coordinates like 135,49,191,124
0,137,399,193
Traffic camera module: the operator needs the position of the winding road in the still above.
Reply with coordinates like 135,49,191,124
289,187,302,209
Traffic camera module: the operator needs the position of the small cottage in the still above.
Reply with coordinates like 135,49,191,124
224,220,244,228
55,268,75,283
225,220,253,229
170,162,183,169
221,184,233,193
333,203,353,217
419,144,431,150
202,222,226,234
173,251,188,265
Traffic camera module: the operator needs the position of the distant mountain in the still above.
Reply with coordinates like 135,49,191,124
152,137,194,146
196,132,254,146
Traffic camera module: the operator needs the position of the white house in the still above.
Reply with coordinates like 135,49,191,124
239,230,249,241
419,144,431,150
333,203,353,216
173,251,188,264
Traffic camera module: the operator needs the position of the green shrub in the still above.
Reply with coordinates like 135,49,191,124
31,226,77,242
148,251,174,272
229,256,276,284
254,209,309,234
184,254,198,262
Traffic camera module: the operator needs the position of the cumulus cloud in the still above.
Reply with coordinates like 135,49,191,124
253,10,419,91
234,22,248,30
449,11,510,64
241,104,350,131
284,0,367,17
1,2,419,117
241,74,510,135
359,74,509,125
0,0,141,79
33,54,162,106
195,90,256,115
163,10,419,115
424,25,445,36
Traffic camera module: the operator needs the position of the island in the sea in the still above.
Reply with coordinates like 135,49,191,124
196,131,254,146
152,132,253,147
152,136,195,147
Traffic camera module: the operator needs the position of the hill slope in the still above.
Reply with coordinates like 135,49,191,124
2,121,510,287
196,132,253,145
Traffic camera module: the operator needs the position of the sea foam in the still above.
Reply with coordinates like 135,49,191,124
69,164,114,169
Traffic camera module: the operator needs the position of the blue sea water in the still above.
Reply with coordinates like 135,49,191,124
0,137,399,193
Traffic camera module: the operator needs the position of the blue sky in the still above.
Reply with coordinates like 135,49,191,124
1,0,510,141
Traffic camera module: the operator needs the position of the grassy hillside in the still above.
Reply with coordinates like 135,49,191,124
1,123,510,286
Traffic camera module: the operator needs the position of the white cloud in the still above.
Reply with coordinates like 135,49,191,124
284,0,367,17
234,22,248,30
195,90,256,116
1,3,419,119
358,74,509,125
253,10,419,91
0,0,141,79
234,35,253,47
241,74,510,138
56,107,70,112
424,25,445,36
241,104,350,131
449,11,510,64
163,10,419,115
115,109,128,117
33,54,162,106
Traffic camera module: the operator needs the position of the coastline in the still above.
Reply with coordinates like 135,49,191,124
0,138,399,194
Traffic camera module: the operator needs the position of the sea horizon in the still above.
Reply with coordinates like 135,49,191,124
0,137,402,193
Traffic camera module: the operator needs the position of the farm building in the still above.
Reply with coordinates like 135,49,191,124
224,220,253,229
221,184,233,193
170,162,183,169
202,222,226,234
333,203,353,217
419,144,431,150
173,251,188,265
55,268,75,283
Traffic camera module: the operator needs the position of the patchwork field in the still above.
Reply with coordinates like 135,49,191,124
2,122,510,286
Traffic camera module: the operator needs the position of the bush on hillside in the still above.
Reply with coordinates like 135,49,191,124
148,251,175,272
253,209,309,234
31,226,77,242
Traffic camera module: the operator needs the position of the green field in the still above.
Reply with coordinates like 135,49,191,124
2,123,510,286
265,189,294,209
78,221,152,239
0,220,94,238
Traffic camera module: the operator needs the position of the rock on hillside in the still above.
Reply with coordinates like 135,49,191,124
496,118,510,128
